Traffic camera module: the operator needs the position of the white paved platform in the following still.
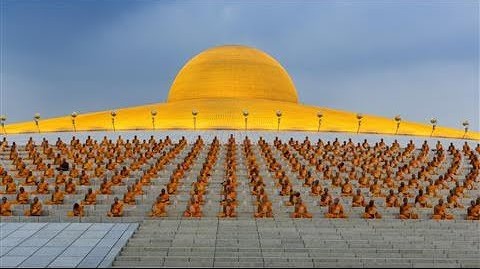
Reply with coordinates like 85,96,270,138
0,222,138,268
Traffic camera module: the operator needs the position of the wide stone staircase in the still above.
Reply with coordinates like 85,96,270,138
112,218,480,268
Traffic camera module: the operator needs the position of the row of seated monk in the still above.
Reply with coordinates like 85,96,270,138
2,191,478,220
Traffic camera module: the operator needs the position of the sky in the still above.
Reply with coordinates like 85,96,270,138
1,0,479,131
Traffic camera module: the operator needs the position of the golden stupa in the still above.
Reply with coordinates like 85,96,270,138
3,45,479,140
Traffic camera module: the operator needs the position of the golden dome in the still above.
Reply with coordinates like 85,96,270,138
167,45,298,103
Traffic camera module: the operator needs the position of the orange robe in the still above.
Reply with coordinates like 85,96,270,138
325,204,347,218
83,193,97,205
107,202,123,217
36,182,49,194
1,201,12,216
16,192,30,204
432,204,454,220
25,201,42,216
150,202,167,217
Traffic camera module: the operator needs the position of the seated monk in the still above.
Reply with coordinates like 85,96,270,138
69,164,79,178
120,166,130,178
358,173,370,188
291,198,312,218
44,164,55,178
68,203,84,217
1,197,12,216
383,175,395,189
47,186,64,205
107,197,124,217
55,171,66,185
341,179,354,196
83,188,97,205
303,171,314,187
183,196,202,217
110,171,124,185
466,199,480,220
363,200,382,219
3,177,17,194
370,180,384,197
398,182,413,198
447,190,464,208
94,165,104,178
79,171,90,185
325,198,347,218
133,179,144,195
24,171,36,186
34,177,49,194
432,199,454,220
415,189,432,208
385,189,400,207
426,180,438,197
64,178,76,194
218,198,237,218
159,189,170,204
319,188,332,207
100,177,113,195
16,187,30,204
310,180,323,196
331,173,342,187
399,198,419,220
123,186,136,205
25,197,42,216
352,189,366,207
254,196,273,218
279,181,292,196
149,196,167,217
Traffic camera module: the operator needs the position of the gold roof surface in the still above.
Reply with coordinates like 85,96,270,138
168,45,298,103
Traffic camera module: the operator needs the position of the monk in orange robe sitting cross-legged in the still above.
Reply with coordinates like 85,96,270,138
158,189,170,205
218,198,237,218
64,178,76,194
34,177,49,194
385,189,400,207
16,187,30,204
254,196,273,218
310,180,323,196
46,186,64,205
25,197,42,216
431,199,454,220
415,189,432,208
363,200,382,219
123,186,136,205
466,199,480,220
3,177,17,194
341,179,354,197
107,197,124,217
352,189,366,207
83,188,97,205
319,188,332,207
68,203,84,217
0,197,12,216
149,196,167,217
325,198,347,218
183,196,202,218
100,177,113,195
291,198,312,218
399,198,418,220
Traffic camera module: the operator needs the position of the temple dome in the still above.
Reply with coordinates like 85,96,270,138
167,45,298,103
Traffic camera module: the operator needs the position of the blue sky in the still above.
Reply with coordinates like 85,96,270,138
1,0,478,130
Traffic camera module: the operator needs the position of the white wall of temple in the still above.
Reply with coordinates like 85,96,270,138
1,130,478,147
